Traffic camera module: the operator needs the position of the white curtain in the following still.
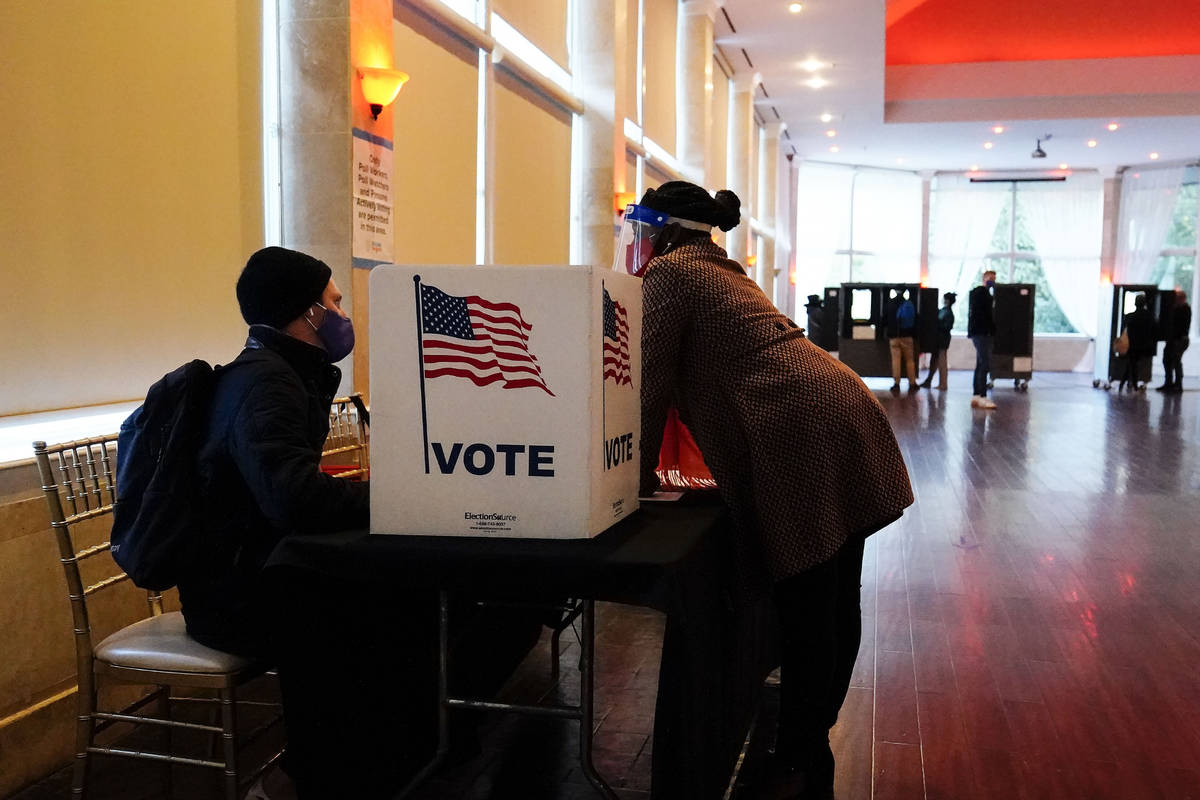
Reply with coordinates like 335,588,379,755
794,163,853,313
928,175,1008,307
1020,175,1103,336
1114,166,1186,284
852,169,923,284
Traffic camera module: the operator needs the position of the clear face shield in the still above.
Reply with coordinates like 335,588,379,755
613,204,668,276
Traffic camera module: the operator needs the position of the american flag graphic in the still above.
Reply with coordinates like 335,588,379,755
419,282,554,396
602,287,631,386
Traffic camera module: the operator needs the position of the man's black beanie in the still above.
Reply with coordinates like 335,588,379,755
236,246,332,328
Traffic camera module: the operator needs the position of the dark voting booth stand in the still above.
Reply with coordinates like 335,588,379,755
1093,283,1171,390
810,283,938,378
991,283,1035,392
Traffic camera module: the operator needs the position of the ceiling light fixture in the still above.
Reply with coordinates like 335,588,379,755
1031,134,1052,159
829,146,840,153
970,164,979,171
788,2,804,12
1107,122,1120,131
1059,163,1069,170
819,112,833,123
1149,152,1160,160
825,129,837,138
1087,139,1098,148
983,142,994,150
993,126,1005,134
800,57,825,72
896,158,906,164
805,76,828,89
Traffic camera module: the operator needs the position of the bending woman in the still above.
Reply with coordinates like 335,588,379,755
632,181,913,799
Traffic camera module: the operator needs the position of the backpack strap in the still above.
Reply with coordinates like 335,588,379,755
349,394,370,427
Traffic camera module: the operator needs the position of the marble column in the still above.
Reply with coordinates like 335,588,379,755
726,71,760,269
759,122,787,303
573,0,618,269
279,0,394,396
919,171,933,286
677,0,720,186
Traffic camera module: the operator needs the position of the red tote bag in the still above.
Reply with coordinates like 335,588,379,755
655,407,718,490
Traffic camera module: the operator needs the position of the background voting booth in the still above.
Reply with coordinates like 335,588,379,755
369,264,642,539
991,283,1036,392
1093,283,1175,389
826,283,940,377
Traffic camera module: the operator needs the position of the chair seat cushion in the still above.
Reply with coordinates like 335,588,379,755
94,611,259,674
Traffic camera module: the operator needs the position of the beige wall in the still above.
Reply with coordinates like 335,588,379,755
391,11,479,266
492,76,573,264
0,1,263,417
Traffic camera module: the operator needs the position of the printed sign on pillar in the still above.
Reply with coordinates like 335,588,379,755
352,128,394,264
369,264,642,538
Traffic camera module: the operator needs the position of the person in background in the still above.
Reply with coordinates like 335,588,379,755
1157,289,1191,393
920,292,956,390
885,288,919,393
632,181,913,800
968,270,997,409
1118,293,1155,392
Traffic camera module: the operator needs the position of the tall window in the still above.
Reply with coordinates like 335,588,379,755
793,164,921,318
1152,167,1198,304
930,174,1102,335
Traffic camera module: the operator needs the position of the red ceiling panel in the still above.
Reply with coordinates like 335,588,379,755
887,0,1200,65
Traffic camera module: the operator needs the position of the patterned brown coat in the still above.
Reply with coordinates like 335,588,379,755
639,237,913,589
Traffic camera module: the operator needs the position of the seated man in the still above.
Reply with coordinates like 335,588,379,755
179,246,367,656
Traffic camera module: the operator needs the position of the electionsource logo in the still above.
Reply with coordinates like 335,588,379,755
464,512,518,521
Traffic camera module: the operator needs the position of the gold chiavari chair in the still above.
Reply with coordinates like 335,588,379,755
321,394,369,479
33,435,277,799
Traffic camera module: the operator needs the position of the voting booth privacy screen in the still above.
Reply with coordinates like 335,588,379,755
369,265,642,538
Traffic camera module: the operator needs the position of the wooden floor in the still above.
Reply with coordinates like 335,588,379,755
16,371,1200,799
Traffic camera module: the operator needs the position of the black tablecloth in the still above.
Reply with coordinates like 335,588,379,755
268,498,776,799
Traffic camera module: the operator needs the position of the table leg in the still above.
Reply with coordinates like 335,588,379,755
579,600,618,800
395,591,451,799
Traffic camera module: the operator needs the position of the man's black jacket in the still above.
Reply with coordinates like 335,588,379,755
1123,307,1157,357
178,325,369,655
967,285,995,337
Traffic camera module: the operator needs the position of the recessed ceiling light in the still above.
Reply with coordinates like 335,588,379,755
970,164,979,171
1107,122,1120,131
896,158,905,164
825,129,837,138
993,126,1005,134
1149,152,1160,160
1059,163,1069,170
800,57,826,72
1087,139,1098,148
819,113,833,123
805,76,828,89
983,142,994,150
829,145,840,153
788,2,803,12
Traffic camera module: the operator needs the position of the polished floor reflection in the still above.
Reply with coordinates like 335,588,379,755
15,372,1199,799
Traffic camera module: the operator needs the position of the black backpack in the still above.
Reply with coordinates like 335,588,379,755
112,360,220,590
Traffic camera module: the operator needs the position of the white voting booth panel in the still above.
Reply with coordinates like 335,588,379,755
369,264,642,538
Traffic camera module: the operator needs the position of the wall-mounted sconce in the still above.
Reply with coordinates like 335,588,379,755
358,67,409,120
614,191,637,213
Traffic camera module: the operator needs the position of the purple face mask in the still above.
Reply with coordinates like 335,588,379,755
307,303,355,361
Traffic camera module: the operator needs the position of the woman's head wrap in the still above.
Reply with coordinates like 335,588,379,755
638,181,741,232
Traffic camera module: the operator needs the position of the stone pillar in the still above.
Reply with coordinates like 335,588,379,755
758,121,784,302
279,0,395,397
677,0,720,186
574,0,618,268
726,71,761,269
919,171,933,286
1100,170,1121,284
782,158,799,316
